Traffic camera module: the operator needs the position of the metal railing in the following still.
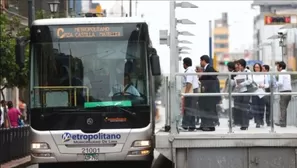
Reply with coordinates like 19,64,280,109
0,125,30,164
164,71,297,133
33,86,90,107
273,80,297,126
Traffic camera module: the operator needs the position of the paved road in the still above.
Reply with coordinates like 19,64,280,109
26,106,166,168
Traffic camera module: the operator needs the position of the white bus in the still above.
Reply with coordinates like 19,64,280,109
15,17,161,168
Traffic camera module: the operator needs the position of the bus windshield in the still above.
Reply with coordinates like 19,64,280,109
30,23,149,108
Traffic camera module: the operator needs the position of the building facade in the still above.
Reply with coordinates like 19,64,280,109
17,0,67,18
89,2,107,16
252,0,297,71
213,12,229,72
286,27,297,71
69,0,83,16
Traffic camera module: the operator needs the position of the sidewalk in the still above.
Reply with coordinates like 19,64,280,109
0,156,31,168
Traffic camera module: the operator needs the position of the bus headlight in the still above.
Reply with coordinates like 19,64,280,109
31,142,50,150
128,150,150,156
132,140,151,147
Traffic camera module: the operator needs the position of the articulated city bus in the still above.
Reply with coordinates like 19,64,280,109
15,17,161,168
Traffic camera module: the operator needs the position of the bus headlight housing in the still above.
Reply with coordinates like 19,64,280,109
132,140,151,147
31,142,50,149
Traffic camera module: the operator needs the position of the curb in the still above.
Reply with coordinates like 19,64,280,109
151,154,173,168
0,156,31,168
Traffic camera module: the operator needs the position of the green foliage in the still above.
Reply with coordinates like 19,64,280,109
0,14,30,92
35,10,52,19
35,10,64,19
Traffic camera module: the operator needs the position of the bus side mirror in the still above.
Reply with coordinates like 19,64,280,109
15,36,27,68
150,54,161,76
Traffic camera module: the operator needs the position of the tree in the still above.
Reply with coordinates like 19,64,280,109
35,10,64,19
36,10,51,19
0,14,30,100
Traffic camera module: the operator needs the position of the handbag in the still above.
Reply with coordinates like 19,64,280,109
246,74,258,93
222,98,234,110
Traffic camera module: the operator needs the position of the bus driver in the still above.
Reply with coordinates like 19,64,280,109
109,73,140,97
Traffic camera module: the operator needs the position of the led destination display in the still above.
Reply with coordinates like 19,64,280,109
54,26,124,39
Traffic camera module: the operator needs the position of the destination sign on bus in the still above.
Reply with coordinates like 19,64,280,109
54,26,123,39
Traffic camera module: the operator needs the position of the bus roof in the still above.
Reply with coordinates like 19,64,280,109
32,17,147,26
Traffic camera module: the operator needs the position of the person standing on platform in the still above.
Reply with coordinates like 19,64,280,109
233,59,252,130
198,55,220,131
181,57,199,131
275,61,292,127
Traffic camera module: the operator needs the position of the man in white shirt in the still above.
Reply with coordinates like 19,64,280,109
181,57,199,131
275,61,292,127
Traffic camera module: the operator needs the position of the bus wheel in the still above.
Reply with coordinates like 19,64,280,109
130,161,152,168
39,163,53,168
39,163,68,168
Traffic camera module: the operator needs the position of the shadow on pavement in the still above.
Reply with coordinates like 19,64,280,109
152,154,174,168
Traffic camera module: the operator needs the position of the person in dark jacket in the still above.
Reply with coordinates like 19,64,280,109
198,55,221,131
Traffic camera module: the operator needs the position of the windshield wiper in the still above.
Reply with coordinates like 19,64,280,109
113,106,136,116
91,105,136,116
41,108,84,118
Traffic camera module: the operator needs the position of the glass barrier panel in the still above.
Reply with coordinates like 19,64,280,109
175,73,231,134
231,93,271,133
165,72,297,135
272,81,297,133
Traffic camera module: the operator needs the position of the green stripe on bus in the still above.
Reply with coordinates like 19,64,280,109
84,101,132,108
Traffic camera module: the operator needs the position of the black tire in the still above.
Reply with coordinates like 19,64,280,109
39,160,153,168
128,160,153,168
39,163,54,168
39,163,81,168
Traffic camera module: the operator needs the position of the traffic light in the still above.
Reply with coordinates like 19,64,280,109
264,15,291,25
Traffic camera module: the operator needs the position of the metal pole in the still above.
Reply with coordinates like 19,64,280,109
65,0,69,17
121,0,123,17
269,73,275,133
129,0,132,17
28,0,35,27
73,0,76,16
270,42,275,132
135,0,138,16
164,77,170,131
227,73,233,133
209,20,213,66
169,0,178,134
281,45,284,61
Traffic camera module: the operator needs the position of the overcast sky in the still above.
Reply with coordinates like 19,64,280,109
89,1,258,73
